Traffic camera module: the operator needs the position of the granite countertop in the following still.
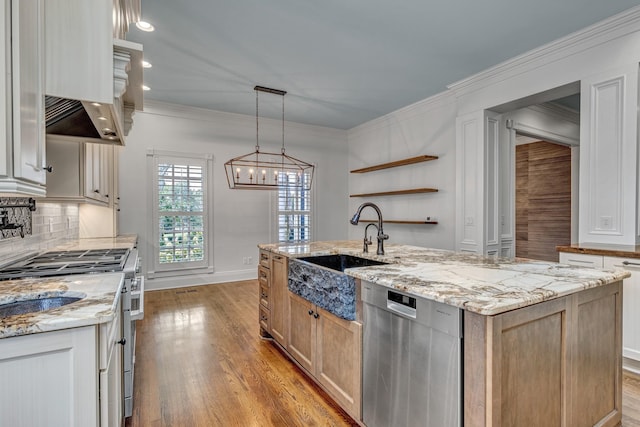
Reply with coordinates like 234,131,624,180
259,240,629,316
0,273,124,339
557,242,640,259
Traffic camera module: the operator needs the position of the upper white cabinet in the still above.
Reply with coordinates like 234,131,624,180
44,0,143,145
45,137,115,206
0,0,47,196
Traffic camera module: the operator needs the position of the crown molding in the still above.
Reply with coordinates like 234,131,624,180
447,6,640,97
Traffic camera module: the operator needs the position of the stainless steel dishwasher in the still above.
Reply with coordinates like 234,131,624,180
361,281,462,427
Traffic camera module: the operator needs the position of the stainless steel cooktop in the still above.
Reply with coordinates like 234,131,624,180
0,248,130,280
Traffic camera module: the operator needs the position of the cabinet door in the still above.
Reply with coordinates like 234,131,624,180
85,143,110,203
604,256,640,364
11,0,45,185
316,307,362,419
287,292,316,373
100,308,123,427
0,326,97,427
270,254,289,346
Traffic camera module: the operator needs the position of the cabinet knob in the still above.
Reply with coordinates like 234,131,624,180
94,189,100,194
261,292,268,298
105,194,109,198
44,165,53,173
313,313,319,319
308,309,314,316
117,338,126,345
260,315,268,321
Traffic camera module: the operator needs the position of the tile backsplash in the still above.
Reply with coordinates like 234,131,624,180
0,202,79,266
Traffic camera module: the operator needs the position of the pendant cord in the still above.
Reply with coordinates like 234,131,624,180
255,90,260,152
281,94,285,154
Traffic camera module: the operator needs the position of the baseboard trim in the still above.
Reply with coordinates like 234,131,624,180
144,268,257,291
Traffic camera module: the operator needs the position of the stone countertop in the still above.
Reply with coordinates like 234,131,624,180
52,234,138,251
557,242,640,259
0,273,124,339
259,241,629,316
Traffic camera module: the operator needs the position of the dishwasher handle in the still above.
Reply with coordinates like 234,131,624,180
387,300,417,318
386,290,417,318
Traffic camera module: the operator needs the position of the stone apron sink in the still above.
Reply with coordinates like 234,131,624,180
288,255,387,321
0,296,82,318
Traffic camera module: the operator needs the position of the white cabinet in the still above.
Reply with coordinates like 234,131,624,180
604,256,640,373
0,0,47,196
0,326,98,426
0,303,124,427
558,252,604,269
45,138,115,206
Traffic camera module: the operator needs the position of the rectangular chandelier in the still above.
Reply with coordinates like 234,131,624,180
224,86,315,191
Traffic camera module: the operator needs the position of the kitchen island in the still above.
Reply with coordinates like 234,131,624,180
259,241,629,427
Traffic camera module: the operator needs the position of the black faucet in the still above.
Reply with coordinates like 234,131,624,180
350,202,388,255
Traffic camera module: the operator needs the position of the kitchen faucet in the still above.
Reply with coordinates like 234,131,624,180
350,202,388,255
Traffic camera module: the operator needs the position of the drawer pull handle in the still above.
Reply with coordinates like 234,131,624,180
622,261,640,266
274,255,282,260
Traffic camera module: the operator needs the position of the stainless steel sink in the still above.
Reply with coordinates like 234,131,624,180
0,296,82,318
297,254,387,272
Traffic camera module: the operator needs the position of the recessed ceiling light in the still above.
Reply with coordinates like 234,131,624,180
136,21,155,32
102,128,113,133
142,60,152,68
91,102,101,107
142,85,151,91
97,116,107,121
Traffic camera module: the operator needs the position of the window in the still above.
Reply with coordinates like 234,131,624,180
148,151,213,275
277,172,312,242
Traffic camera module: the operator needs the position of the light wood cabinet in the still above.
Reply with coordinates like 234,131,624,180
464,281,622,427
0,0,47,196
287,292,362,419
258,250,271,337
270,254,289,346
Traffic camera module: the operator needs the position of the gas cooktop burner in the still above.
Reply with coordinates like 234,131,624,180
0,248,130,280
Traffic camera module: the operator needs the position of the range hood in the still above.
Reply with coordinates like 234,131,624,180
45,40,143,145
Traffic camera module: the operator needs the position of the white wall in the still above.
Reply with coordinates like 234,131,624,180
118,102,348,289
347,93,457,249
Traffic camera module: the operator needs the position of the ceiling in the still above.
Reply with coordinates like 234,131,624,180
127,1,640,130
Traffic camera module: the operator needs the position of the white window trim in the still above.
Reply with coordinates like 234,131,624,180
146,149,214,278
271,167,317,243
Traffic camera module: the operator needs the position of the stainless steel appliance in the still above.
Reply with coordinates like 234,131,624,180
0,247,144,418
361,281,462,427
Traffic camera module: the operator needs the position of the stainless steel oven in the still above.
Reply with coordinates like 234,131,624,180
0,246,145,419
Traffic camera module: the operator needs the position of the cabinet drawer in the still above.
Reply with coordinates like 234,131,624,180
559,252,603,269
259,305,270,332
259,281,269,308
260,250,271,268
258,265,269,286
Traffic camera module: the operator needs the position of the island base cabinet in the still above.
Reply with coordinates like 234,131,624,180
0,326,98,427
270,254,289,347
464,281,622,427
287,292,362,420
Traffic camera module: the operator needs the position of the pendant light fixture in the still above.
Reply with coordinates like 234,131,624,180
224,86,315,190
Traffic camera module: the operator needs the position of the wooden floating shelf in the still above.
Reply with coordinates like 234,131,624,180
359,219,438,225
350,155,438,173
350,188,438,197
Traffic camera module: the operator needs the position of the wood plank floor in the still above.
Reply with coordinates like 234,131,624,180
125,280,356,427
126,280,640,427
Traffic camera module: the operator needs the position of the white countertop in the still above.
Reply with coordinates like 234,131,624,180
259,240,630,315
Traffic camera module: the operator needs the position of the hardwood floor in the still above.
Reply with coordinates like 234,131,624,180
126,280,640,427
125,280,357,427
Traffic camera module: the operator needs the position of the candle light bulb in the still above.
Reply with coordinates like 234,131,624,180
235,168,240,180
